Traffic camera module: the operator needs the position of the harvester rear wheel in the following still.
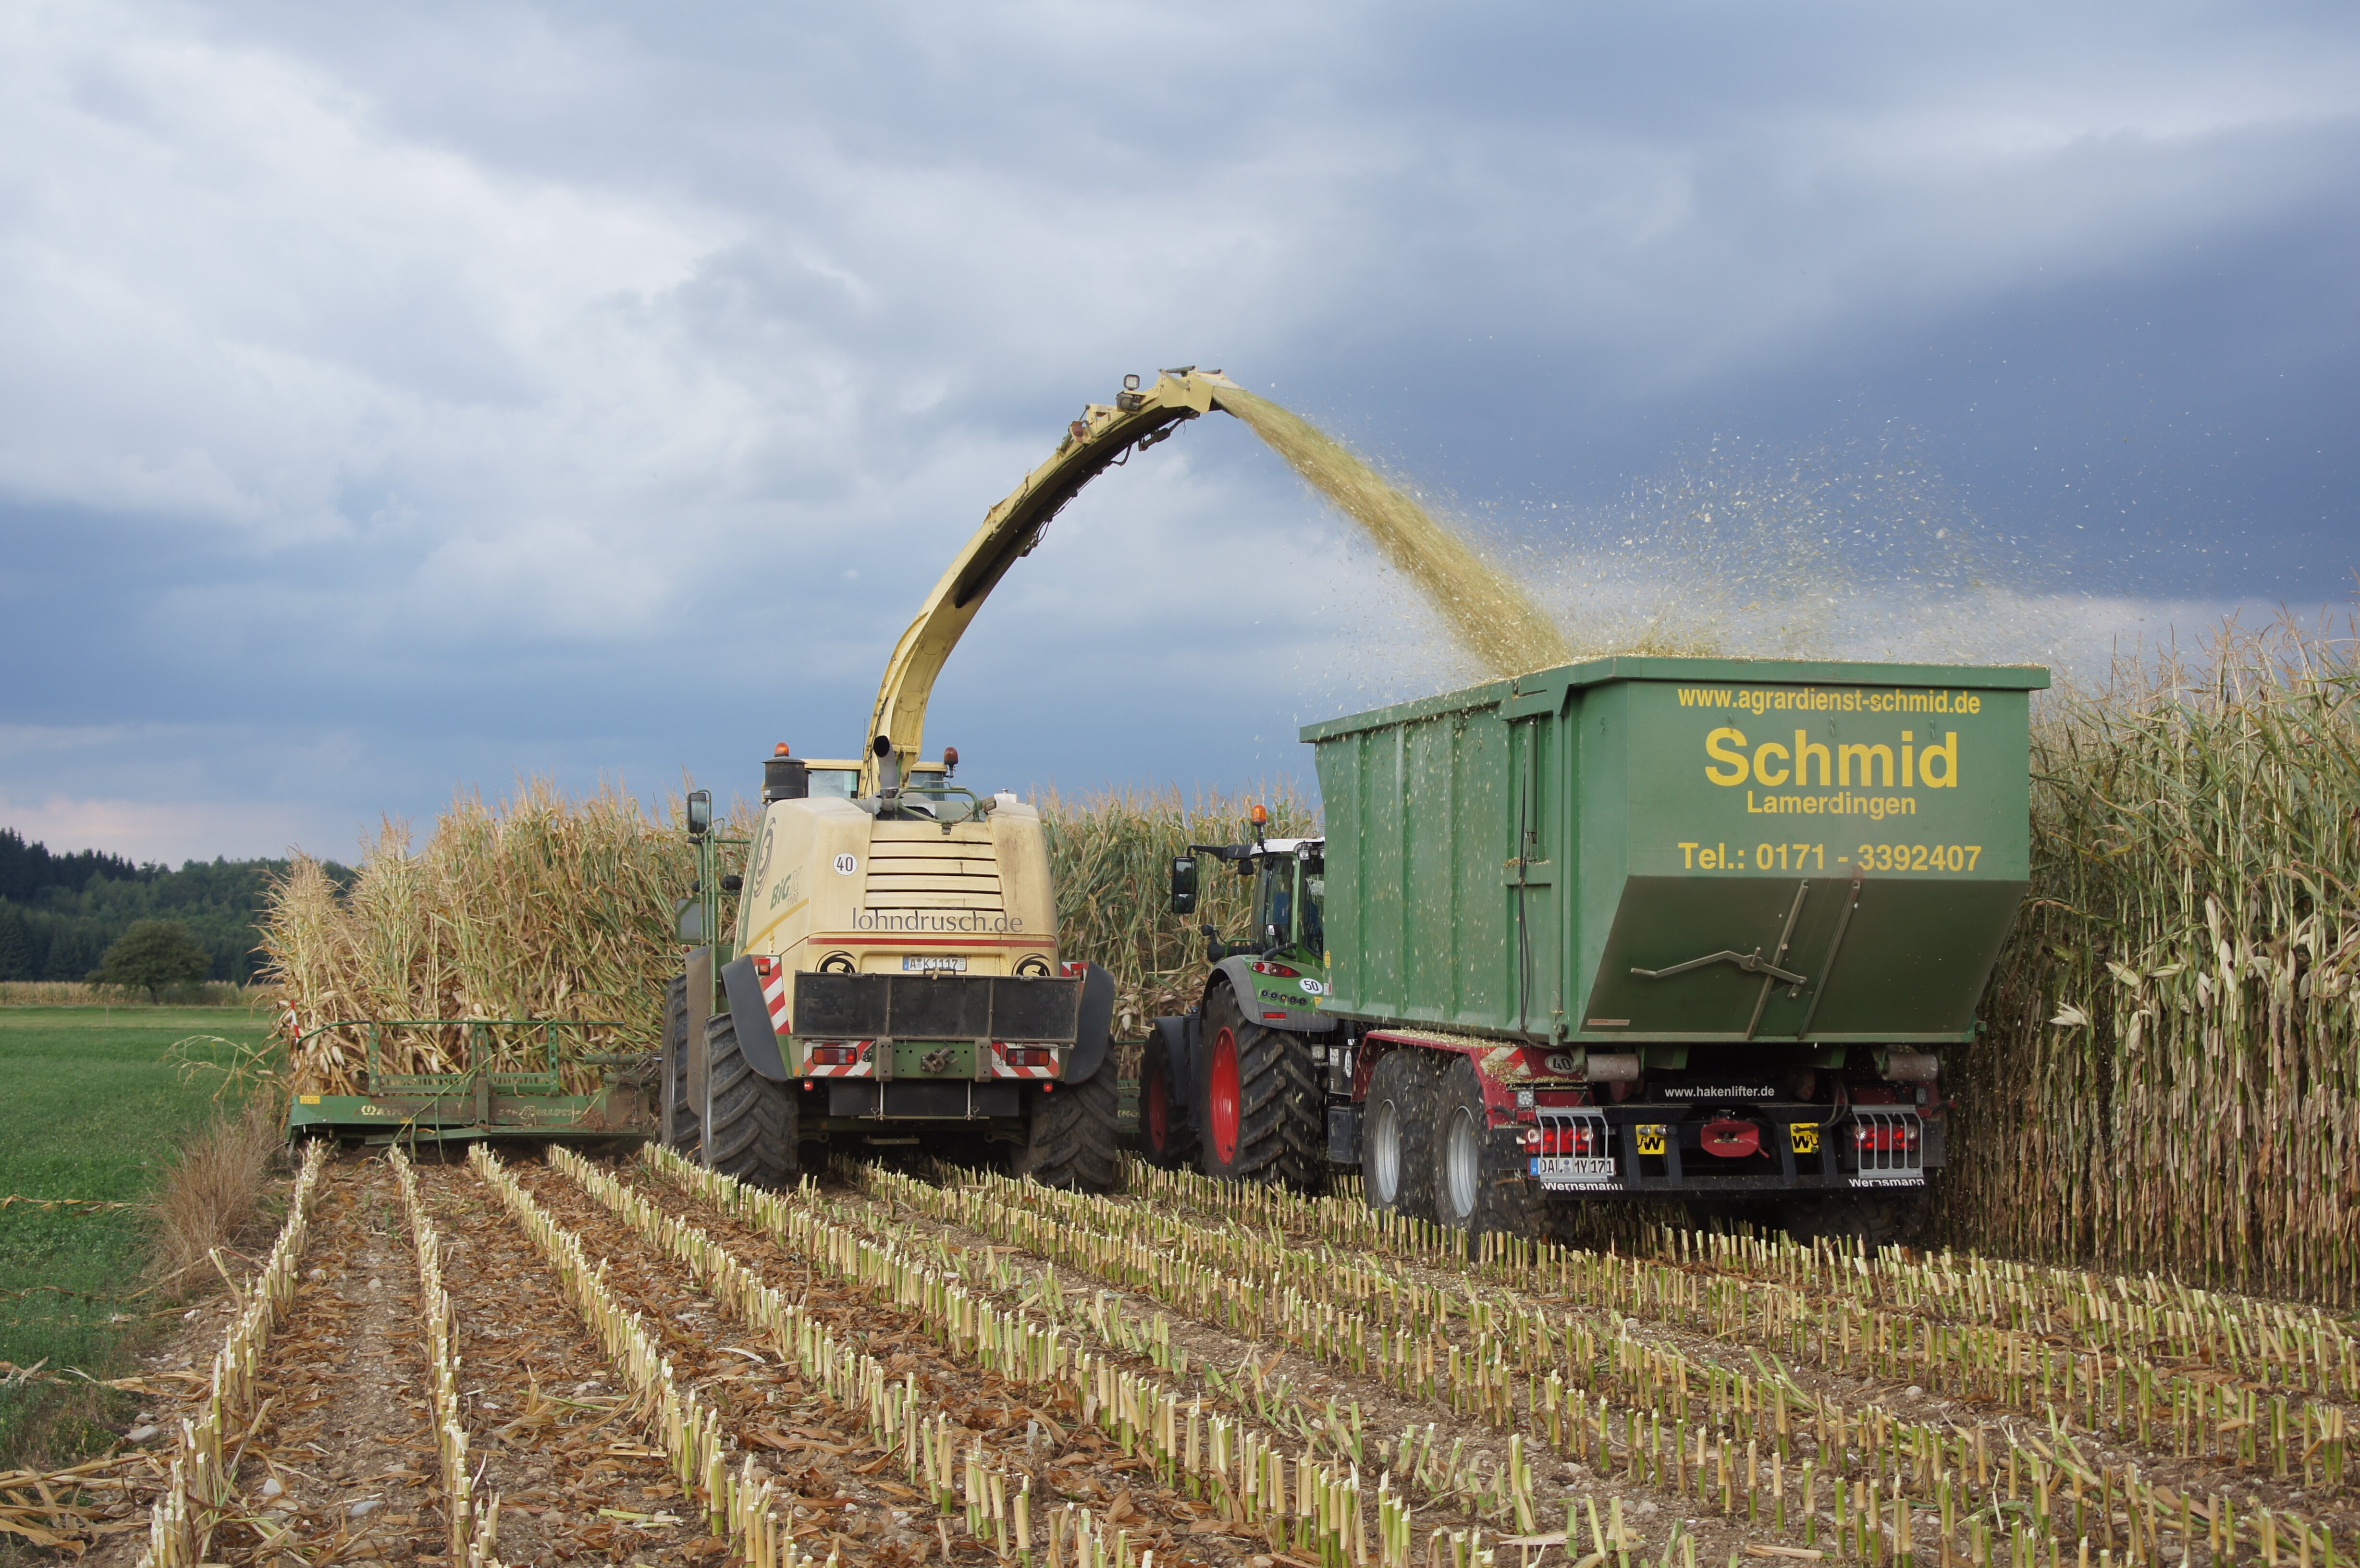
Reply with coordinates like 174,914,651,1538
1194,984,1326,1193
1140,1032,1195,1169
661,976,700,1154
702,1012,797,1187
1019,1066,1120,1192
1362,1048,1438,1220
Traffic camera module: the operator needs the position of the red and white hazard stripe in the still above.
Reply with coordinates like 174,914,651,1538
752,955,792,1036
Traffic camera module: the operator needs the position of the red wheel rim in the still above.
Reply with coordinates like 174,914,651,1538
1208,1027,1241,1165
1145,1064,1171,1151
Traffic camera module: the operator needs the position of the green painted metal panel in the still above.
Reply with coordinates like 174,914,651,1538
1308,657,2046,1048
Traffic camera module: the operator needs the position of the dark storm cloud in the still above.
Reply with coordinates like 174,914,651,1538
0,0,2352,858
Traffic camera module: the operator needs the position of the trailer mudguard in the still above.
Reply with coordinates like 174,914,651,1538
1213,954,1338,1033
718,955,792,1081
1065,962,1116,1083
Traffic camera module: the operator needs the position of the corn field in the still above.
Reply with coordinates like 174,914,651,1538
261,782,748,1093
1946,618,2360,1303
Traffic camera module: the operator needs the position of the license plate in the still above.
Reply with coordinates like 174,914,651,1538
1532,1156,1618,1186
901,955,968,973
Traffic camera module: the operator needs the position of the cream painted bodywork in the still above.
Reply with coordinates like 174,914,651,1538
732,795,1059,990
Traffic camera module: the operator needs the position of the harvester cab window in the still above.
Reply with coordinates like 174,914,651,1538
807,768,859,799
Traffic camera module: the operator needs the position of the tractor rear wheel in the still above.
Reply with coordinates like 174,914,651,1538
1194,984,1325,1192
662,976,700,1154
1362,1048,1438,1219
1019,1067,1120,1192
1140,1032,1195,1169
1431,1054,1556,1239
702,1012,796,1187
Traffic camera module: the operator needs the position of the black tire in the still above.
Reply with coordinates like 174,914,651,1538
662,976,700,1155
1778,1191,1927,1252
1361,1048,1438,1220
1430,1054,1557,1239
703,1012,797,1187
1019,1066,1121,1192
1194,983,1326,1192
1140,1030,1196,1169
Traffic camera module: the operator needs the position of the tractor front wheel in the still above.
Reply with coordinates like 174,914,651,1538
1194,984,1325,1192
702,1012,797,1187
662,976,700,1155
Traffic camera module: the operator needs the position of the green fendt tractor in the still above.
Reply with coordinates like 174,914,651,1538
1139,808,1339,1190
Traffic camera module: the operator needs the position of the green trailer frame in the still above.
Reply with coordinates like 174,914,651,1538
283,1018,657,1146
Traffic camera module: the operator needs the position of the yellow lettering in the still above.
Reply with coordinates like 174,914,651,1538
1920,731,1959,788
1754,740,1790,786
1795,730,1831,787
1902,732,1916,787
1704,727,1750,786
1840,743,1894,787
1678,842,1699,868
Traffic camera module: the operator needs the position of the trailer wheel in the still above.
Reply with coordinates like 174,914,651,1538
1195,984,1325,1192
702,1012,797,1187
1430,1054,1557,1238
1019,1068,1121,1192
1363,1049,1438,1219
1140,1032,1195,1169
661,975,700,1155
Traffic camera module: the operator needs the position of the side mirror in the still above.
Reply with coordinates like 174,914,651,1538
1169,856,1198,916
676,896,705,943
686,789,713,838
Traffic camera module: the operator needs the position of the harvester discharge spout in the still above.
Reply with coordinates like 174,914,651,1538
860,367,1238,796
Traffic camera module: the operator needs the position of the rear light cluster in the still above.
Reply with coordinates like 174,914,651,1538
1521,1123,1603,1156
1001,1046,1057,1068
1855,1122,1919,1152
806,1041,863,1066
1249,960,1301,978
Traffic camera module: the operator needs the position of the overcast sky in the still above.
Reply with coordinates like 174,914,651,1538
3,0,2354,864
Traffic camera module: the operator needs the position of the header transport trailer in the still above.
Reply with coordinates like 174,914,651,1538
1144,655,2049,1244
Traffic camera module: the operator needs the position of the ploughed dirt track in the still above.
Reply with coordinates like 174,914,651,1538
38,1148,2355,1568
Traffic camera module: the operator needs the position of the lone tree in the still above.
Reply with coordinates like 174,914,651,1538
92,919,214,1002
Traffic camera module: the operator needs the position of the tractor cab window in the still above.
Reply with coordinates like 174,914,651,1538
1258,862,1292,952
1299,865,1325,954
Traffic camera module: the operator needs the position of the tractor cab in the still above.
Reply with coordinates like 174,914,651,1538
1246,839,1325,966
1170,828,1326,968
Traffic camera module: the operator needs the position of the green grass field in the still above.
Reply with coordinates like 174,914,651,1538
0,1005,272,1467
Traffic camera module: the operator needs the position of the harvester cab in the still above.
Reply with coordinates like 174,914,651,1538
663,368,1250,1192
1140,821,1340,1188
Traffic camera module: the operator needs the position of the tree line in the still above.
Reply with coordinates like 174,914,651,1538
0,827,350,985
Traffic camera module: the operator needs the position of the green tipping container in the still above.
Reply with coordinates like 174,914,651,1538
1303,657,2049,1050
